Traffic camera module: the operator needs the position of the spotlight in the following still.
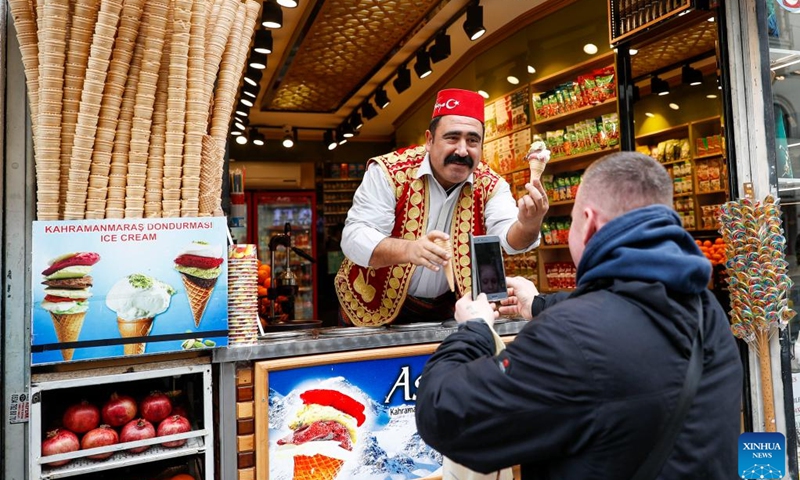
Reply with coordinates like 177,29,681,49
253,29,273,54
350,113,363,130
277,0,297,7
682,65,703,86
429,31,451,63
393,65,411,94
244,66,262,87
341,121,355,138
361,101,378,120
583,43,598,55
375,87,390,109
250,128,265,146
249,50,268,70
463,1,485,41
414,50,432,79
234,116,248,131
231,130,243,136
324,129,337,150
261,0,283,29
651,76,670,96
236,134,248,145
235,101,250,117
282,125,295,148
243,82,260,99
337,125,348,145
506,62,525,85
478,89,489,99
240,96,254,108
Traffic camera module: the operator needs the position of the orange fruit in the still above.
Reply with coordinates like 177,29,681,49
170,475,196,480
714,238,724,244
703,240,712,247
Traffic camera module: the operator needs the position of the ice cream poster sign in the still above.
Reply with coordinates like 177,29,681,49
31,217,229,365
257,346,443,480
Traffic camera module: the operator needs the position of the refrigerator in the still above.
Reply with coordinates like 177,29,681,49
248,191,317,320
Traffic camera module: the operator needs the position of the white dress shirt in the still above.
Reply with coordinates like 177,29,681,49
341,153,537,298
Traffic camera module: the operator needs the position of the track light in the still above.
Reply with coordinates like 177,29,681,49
253,29,273,54
234,116,248,131
243,82,260,100
277,0,297,8
341,121,355,138
414,50,432,79
463,2,485,41
250,128,265,146
323,129,337,150
235,130,248,144
240,96,254,108
393,64,411,94
429,31,451,63
350,113,363,130
282,125,295,148
231,129,243,136
362,101,378,120
375,87,390,109
249,50,267,70
244,66,262,87
682,65,703,86
337,125,348,145
235,101,250,118
651,76,670,96
261,0,283,29
506,62,525,85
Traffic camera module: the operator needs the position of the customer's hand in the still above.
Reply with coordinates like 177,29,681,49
408,230,451,271
455,292,498,327
498,276,539,321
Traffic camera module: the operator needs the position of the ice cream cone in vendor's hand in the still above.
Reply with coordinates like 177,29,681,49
40,252,101,361
174,241,224,327
278,389,367,480
527,140,551,182
106,274,175,356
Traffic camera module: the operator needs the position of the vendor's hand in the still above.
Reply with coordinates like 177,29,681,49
517,180,549,232
498,276,539,321
409,230,451,272
455,292,498,327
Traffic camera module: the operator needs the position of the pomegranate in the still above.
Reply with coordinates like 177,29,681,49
120,418,156,453
101,393,137,427
80,425,119,460
41,428,79,467
62,400,100,434
171,404,189,419
157,415,191,448
139,391,172,423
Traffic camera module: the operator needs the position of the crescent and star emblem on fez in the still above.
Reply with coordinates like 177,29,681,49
434,99,460,115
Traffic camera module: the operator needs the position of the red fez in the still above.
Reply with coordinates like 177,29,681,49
431,88,484,122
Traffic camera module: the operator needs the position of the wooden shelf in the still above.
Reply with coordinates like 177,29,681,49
660,158,692,166
549,199,575,207
635,123,690,144
323,178,362,182
324,189,357,193
548,146,620,166
693,152,725,161
323,199,352,204
696,189,728,196
674,192,694,198
531,52,615,88
531,97,617,127
538,244,570,250
485,123,532,144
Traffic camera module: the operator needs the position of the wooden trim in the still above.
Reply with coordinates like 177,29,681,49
238,467,255,480
237,401,254,419
237,434,255,452
236,366,253,385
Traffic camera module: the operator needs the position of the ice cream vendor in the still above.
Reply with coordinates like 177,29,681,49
335,88,549,326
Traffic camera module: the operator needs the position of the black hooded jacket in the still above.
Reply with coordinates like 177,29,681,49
415,205,743,479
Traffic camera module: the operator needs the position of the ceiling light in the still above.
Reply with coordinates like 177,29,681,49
669,103,680,110
253,29,273,54
393,65,411,94
234,117,248,131
463,1,485,41
507,62,525,85
375,87,390,109
651,76,670,96
629,48,638,55
261,0,283,29
681,65,703,86
236,132,248,144
708,16,715,22
350,112,363,130
235,102,250,117
242,82,260,99
324,129,337,150
507,74,520,85
341,121,355,138
243,66,262,87
583,43,598,55
414,50,432,79
707,94,718,99
645,112,655,118
250,128,265,146
240,96,254,108
282,125,295,148
277,0,297,8
249,50,267,70
231,130,242,136
527,65,536,74
337,125,348,145
361,101,378,120
478,89,489,99
429,31,451,63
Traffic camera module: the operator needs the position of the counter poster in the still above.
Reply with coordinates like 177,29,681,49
31,217,229,365
255,345,443,480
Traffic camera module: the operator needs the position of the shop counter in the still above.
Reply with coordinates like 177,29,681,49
214,319,527,480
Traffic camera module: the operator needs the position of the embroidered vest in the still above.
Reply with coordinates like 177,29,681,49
335,145,502,326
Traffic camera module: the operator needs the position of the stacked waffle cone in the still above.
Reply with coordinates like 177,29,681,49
9,0,260,220
434,238,455,292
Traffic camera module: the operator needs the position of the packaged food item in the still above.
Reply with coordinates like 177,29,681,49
602,113,619,146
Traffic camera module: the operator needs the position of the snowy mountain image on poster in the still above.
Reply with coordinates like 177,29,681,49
267,355,443,479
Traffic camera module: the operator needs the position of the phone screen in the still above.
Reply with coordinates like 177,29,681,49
471,236,508,301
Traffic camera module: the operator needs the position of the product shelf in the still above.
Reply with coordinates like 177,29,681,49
531,97,618,127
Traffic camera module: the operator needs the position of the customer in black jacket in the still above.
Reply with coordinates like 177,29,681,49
415,151,742,480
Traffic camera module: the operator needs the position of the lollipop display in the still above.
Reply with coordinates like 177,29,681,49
717,195,795,432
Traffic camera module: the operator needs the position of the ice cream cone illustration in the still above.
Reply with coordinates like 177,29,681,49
278,389,367,480
106,274,175,356
40,252,101,361
434,238,455,292
175,241,224,327
293,453,345,480
526,139,550,182
116,316,154,355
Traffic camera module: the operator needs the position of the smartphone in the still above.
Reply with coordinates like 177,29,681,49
470,234,508,302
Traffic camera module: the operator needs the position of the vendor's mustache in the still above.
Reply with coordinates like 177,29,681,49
444,153,474,168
